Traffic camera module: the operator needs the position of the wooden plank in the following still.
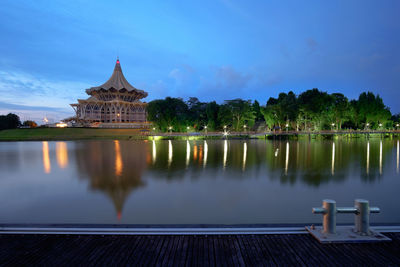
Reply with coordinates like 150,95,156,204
253,235,277,267
167,235,180,267
212,236,222,267
0,233,400,266
203,235,212,267
243,235,266,267
126,236,148,266
258,235,294,266
171,235,184,267
177,235,189,267
185,235,194,267
212,236,223,267
158,235,173,266
222,236,235,267
291,234,337,267
139,235,160,266
112,236,143,266
236,235,254,266
229,236,245,267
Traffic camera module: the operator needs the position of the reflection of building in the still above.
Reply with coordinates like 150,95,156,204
75,141,148,219
70,59,149,128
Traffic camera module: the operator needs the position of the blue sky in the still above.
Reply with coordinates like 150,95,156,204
0,0,399,122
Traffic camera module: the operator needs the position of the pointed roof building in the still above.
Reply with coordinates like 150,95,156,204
86,58,148,99
70,58,149,126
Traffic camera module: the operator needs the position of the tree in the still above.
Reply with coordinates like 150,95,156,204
147,97,189,131
353,92,391,129
219,99,255,131
252,100,264,122
329,93,350,130
0,113,21,130
205,101,220,130
23,120,38,128
186,97,207,130
298,89,333,130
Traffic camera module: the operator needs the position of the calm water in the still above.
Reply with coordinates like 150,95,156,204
0,139,399,225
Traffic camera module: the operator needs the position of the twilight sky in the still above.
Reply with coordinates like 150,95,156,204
0,0,399,122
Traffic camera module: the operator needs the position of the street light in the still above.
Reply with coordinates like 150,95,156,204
285,123,289,132
331,123,335,131
168,126,172,134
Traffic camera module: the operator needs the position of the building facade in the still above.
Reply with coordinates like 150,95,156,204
70,59,149,128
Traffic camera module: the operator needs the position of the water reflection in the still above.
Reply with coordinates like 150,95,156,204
114,140,123,176
56,142,68,169
168,140,173,167
2,139,400,224
152,140,156,164
285,142,289,175
397,141,399,174
243,142,247,171
380,140,383,175
223,140,228,170
203,140,208,168
367,141,370,175
42,141,51,174
75,141,147,219
331,142,335,175
186,140,190,168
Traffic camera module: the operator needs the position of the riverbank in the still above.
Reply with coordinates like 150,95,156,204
0,128,148,141
1,128,400,141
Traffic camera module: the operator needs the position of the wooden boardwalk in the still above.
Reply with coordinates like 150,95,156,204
1,233,399,266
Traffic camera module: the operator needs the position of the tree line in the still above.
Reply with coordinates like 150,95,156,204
147,89,396,132
0,113,37,130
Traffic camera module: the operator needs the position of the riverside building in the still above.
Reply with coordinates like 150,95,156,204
70,59,149,128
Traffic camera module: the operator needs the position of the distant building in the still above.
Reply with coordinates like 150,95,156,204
70,59,149,128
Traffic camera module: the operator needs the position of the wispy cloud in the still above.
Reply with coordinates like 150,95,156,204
0,101,72,123
198,65,252,100
0,69,91,122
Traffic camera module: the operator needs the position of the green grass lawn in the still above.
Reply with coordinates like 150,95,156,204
0,128,147,141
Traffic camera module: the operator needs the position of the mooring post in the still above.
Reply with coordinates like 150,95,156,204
312,199,337,234
354,199,380,235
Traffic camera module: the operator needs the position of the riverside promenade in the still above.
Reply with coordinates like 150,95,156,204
1,232,400,266
151,129,400,139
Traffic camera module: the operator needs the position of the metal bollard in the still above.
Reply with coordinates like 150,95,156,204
313,199,380,236
312,199,337,234
354,199,380,235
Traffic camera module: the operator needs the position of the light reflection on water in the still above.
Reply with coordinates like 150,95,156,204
1,139,400,225
42,141,51,174
56,142,68,169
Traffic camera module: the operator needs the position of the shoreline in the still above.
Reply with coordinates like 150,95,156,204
1,128,400,141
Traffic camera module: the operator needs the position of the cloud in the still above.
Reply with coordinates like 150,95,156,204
0,69,91,122
0,69,90,106
198,65,252,100
215,65,252,89
168,65,196,86
0,101,73,123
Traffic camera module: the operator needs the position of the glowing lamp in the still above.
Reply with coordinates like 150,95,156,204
56,123,67,128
